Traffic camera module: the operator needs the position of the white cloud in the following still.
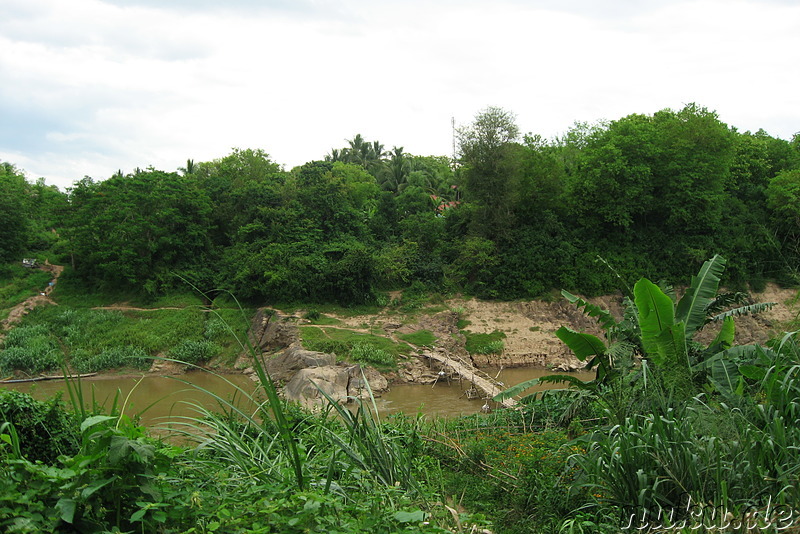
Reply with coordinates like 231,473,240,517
1,0,798,190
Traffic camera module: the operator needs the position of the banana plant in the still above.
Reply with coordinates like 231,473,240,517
494,255,775,407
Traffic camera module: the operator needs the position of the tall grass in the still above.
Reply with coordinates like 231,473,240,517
0,324,62,375
161,295,419,499
572,334,800,530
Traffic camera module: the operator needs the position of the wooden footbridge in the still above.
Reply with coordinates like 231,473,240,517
420,350,517,409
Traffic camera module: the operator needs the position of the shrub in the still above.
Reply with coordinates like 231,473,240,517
303,309,321,321
0,390,78,463
203,317,230,341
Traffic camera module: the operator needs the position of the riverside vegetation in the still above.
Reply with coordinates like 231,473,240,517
1,256,798,532
2,103,800,531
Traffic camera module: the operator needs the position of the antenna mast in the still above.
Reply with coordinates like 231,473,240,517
451,116,457,167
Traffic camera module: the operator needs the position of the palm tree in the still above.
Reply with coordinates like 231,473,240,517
178,159,195,176
380,146,411,192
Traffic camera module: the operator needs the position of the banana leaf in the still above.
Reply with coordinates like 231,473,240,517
675,254,726,337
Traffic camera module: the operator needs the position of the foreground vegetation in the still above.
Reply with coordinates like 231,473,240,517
2,101,799,531
2,257,798,533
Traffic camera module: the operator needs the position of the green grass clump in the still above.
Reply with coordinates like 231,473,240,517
71,346,150,373
169,339,220,365
300,326,410,367
462,330,506,355
0,324,63,375
349,341,395,367
398,330,436,347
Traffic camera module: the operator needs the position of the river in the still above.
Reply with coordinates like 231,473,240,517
1,366,594,427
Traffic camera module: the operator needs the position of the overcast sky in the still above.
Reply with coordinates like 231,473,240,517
1,0,799,191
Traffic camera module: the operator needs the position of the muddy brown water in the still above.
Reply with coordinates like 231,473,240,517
1,367,594,428
1,372,259,432
376,367,595,416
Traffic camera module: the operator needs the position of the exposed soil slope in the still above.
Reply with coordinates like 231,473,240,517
321,284,799,372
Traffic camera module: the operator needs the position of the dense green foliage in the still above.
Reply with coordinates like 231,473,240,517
1,259,799,532
1,104,799,531
3,103,798,305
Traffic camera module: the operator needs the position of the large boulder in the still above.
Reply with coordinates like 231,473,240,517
347,366,389,398
248,309,299,352
265,344,336,383
283,366,351,410
283,364,391,409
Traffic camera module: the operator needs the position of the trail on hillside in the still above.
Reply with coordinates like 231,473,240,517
1,262,63,334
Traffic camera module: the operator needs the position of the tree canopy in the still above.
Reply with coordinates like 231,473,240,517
5,103,799,303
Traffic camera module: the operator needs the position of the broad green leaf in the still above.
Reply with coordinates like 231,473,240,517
675,254,726,337
709,302,776,323
634,278,674,357
130,508,148,522
394,510,427,523
738,364,766,381
81,477,113,499
493,374,593,402
708,316,735,352
555,327,606,362
493,378,542,401
711,358,740,398
645,322,687,367
80,415,116,433
56,498,76,524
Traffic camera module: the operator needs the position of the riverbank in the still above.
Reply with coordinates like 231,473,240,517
2,263,798,402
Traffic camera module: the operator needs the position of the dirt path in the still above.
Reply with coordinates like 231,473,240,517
92,305,185,312
1,262,64,334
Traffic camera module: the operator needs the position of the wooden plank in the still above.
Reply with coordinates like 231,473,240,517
422,351,516,409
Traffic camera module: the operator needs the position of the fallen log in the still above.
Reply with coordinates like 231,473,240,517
0,372,97,384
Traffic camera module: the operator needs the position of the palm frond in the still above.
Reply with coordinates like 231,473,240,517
708,302,776,323
561,290,618,332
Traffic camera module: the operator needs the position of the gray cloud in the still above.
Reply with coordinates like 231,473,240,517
1,0,798,191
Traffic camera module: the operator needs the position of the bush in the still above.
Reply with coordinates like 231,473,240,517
0,390,78,463
303,309,321,321
203,317,230,341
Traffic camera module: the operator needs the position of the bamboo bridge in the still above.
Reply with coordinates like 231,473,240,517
420,350,517,410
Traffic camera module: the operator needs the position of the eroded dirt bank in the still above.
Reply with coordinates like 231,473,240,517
315,283,799,375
